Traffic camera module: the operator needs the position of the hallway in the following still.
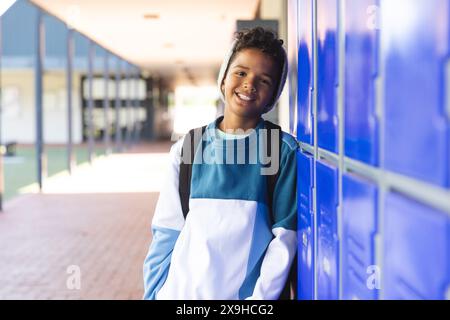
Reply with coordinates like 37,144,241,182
0,142,172,299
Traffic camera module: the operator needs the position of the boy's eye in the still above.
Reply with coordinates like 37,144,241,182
261,78,272,86
236,71,246,77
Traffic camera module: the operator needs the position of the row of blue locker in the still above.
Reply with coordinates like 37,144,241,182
288,0,450,188
297,151,450,300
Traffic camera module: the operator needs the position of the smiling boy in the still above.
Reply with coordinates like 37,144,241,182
143,27,298,300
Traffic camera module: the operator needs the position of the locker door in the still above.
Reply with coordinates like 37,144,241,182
298,151,314,299
382,0,450,187
297,0,314,144
342,173,378,300
344,0,379,165
384,192,450,299
316,160,339,299
317,0,339,152
288,0,298,134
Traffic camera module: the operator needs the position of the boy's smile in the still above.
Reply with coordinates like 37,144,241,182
220,48,280,130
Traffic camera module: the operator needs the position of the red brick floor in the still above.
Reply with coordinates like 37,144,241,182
0,141,173,300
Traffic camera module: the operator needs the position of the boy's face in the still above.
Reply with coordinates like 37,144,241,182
221,48,279,121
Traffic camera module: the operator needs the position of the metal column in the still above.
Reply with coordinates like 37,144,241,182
66,27,74,174
35,10,45,190
133,68,140,144
125,63,131,148
131,68,135,144
0,16,3,211
114,58,122,152
87,40,95,163
103,51,110,154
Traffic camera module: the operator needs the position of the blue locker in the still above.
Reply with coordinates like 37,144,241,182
297,0,314,145
383,192,450,299
288,0,298,134
297,151,314,299
316,160,339,299
342,174,378,300
344,0,379,165
317,0,339,152
382,0,450,187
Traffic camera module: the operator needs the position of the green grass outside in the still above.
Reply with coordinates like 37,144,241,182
2,144,109,202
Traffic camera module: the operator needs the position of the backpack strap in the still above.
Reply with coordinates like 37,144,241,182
263,120,282,226
179,125,206,218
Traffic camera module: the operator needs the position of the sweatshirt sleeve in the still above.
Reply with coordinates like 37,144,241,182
142,138,186,300
247,136,298,300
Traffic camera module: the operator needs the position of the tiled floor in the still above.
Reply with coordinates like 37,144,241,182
0,141,173,299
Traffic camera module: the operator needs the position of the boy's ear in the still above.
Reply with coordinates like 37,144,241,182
220,82,225,95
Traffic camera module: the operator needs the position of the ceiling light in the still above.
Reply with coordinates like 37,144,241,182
143,13,160,20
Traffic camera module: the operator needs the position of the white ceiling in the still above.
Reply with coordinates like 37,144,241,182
30,0,260,87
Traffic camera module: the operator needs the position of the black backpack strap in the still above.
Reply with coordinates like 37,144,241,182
179,125,206,219
263,120,282,226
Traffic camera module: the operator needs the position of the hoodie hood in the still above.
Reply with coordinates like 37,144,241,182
217,39,288,114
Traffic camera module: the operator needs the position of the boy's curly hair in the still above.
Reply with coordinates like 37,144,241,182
230,27,285,71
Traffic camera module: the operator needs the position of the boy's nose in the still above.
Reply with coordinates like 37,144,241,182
244,82,257,92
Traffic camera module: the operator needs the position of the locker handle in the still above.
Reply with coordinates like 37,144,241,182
446,58,450,121
309,88,314,144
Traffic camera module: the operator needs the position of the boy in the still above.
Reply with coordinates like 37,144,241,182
143,27,298,300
